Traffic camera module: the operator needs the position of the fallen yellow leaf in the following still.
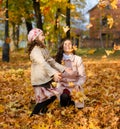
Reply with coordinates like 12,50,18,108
0,104,4,113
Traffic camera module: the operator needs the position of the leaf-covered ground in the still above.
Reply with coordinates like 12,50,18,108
0,50,120,129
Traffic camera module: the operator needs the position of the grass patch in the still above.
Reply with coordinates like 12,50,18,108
76,48,120,59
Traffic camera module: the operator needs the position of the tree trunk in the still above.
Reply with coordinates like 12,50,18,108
14,25,19,49
26,21,33,34
55,8,61,47
10,23,15,51
33,0,43,30
66,0,70,38
2,0,10,62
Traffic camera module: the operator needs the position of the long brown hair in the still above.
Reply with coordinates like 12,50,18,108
28,39,46,55
55,38,75,64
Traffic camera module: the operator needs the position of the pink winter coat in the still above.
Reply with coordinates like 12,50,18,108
56,54,86,108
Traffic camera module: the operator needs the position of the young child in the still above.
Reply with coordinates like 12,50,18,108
27,28,65,116
55,39,86,109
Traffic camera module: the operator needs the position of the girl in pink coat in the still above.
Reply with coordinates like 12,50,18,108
55,39,86,109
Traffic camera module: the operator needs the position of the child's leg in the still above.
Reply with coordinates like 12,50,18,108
30,96,56,117
40,96,56,113
60,89,75,107
60,93,71,107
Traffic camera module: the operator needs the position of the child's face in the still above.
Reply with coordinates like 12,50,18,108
38,32,45,43
63,40,73,54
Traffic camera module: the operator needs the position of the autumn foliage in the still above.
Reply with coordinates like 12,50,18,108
0,50,119,129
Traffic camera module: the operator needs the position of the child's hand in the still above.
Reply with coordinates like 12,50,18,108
53,72,62,82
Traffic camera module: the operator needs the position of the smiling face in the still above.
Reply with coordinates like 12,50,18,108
63,40,73,54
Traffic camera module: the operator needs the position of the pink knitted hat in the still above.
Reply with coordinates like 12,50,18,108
28,28,43,43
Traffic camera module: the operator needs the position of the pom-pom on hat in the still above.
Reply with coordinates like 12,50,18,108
28,28,43,43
